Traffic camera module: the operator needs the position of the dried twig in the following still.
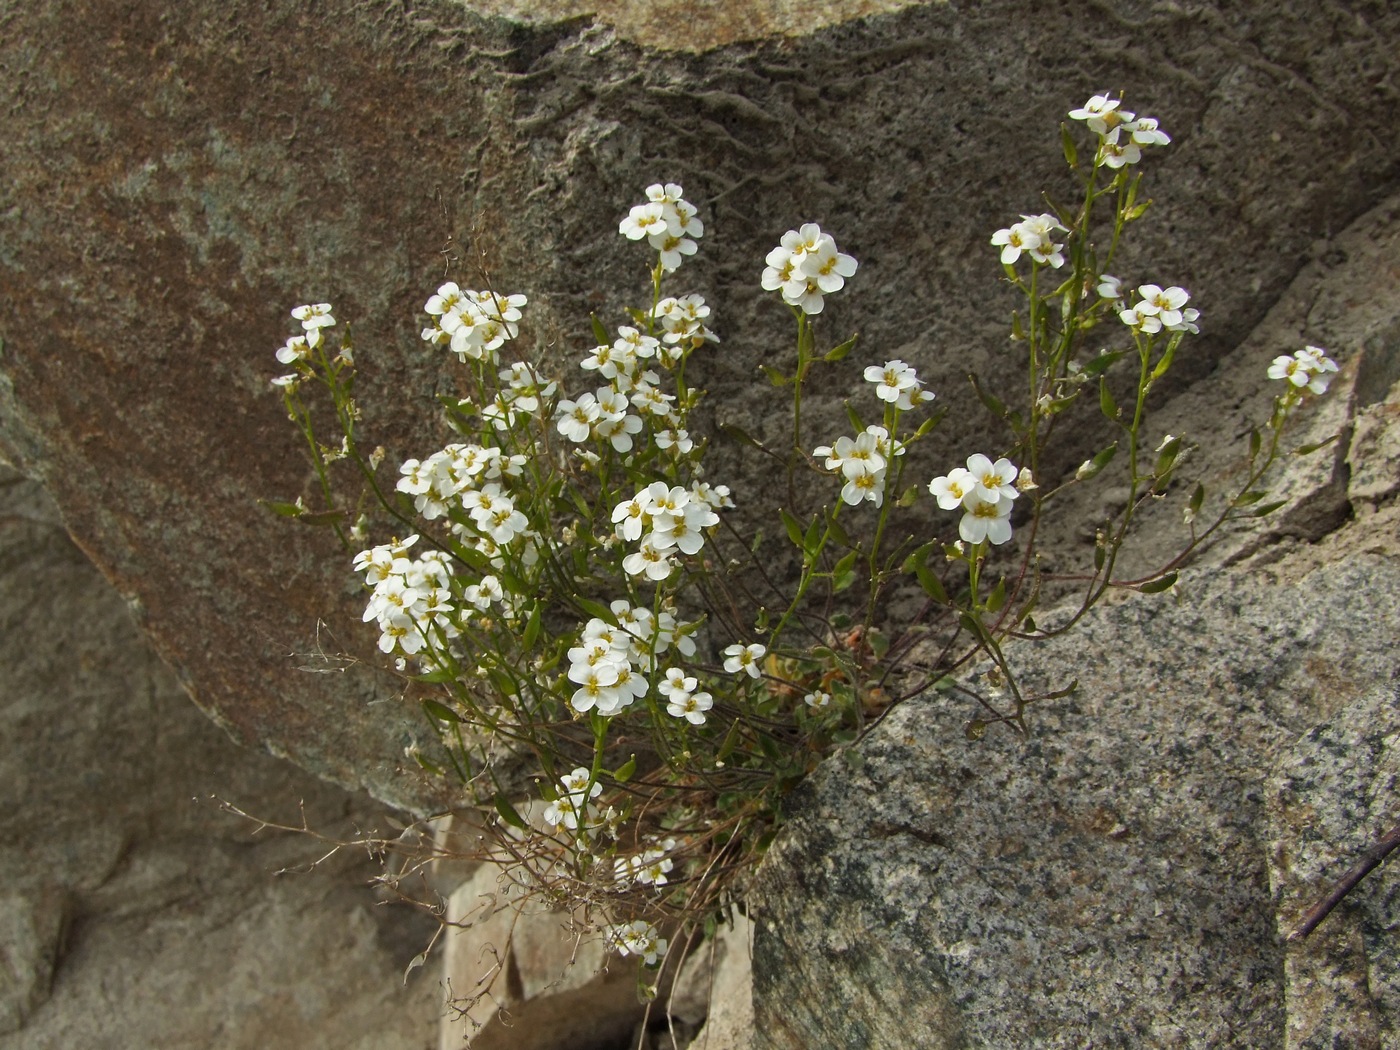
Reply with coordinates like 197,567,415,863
1289,819,1400,941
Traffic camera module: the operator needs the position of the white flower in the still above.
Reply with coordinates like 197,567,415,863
965,454,1020,504
612,920,667,966
864,359,919,404
764,223,856,315
804,690,831,708
722,642,766,679
1269,346,1339,395
1097,274,1123,300
959,495,1014,546
620,201,673,241
928,467,978,510
990,221,1041,265
667,690,712,725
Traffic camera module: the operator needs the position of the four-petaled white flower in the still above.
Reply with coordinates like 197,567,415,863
722,642,766,679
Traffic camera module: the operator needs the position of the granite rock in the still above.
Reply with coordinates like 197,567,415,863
4,0,1400,811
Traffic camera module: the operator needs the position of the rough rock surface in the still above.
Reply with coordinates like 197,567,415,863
0,468,440,1049
751,550,1400,1048
1268,685,1400,1050
4,0,1400,812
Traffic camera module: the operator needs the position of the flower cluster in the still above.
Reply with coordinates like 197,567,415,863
612,482,727,581
761,223,858,315
610,920,668,966
272,303,338,387
863,359,934,410
542,767,603,832
1116,283,1200,335
990,213,1069,269
615,838,677,887
619,183,704,273
1068,94,1171,169
650,294,720,359
1268,345,1339,396
421,285,528,364
814,425,905,507
928,454,1022,546
353,536,464,656
566,601,698,718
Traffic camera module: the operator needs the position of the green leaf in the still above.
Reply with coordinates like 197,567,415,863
896,485,919,508
824,334,858,362
260,499,305,518
968,373,1009,420
1150,337,1178,380
411,751,445,776
1060,122,1078,169
1234,489,1267,507
843,401,865,435
1094,542,1106,570
1154,436,1182,477
985,576,1007,614
1023,614,1037,633
831,550,860,593
1188,482,1205,520
413,666,459,684
761,364,792,387
574,596,616,624
1251,500,1288,518
1080,349,1126,379
522,604,542,650
1099,377,1119,421
590,313,610,346
781,508,806,550
827,515,851,549
494,793,528,831
719,423,766,452
717,719,743,761
422,698,462,724
803,515,822,554
1294,435,1339,456
1138,571,1178,594
1078,442,1118,482
965,719,987,741
1248,428,1262,462
612,754,637,783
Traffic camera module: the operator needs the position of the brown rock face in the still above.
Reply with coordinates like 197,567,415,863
2,0,1399,814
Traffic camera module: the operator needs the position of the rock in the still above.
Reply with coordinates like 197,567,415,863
5,0,1400,812
678,912,754,1050
0,467,441,1050
439,862,644,1050
750,545,1400,1048
1268,685,1400,1049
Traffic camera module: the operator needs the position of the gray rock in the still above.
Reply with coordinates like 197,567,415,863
0,468,441,1049
4,0,1400,811
1268,685,1400,1050
751,549,1400,1048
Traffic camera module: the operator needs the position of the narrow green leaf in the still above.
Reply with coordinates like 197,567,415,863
824,333,859,362
574,596,616,624
1251,500,1289,518
761,364,792,387
1080,350,1126,379
843,401,865,434
719,423,766,452
259,499,305,519
1154,436,1182,476
827,515,851,549
968,373,1009,420
1138,571,1178,594
1248,428,1262,462
985,576,1007,614
1099,377,1119,421
422,698,462,724
802,515,822,554
522,605,542,650
1294,435,1339,456
916,564,947,603
1060,122,1079,169
494,793,528,830
411,751,445,775
781,508,806,550
612,754,637,783
831,549,859,593
413,666,458,684
590,313,610,345
1188,482,1205,519
1234,489,1267,507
